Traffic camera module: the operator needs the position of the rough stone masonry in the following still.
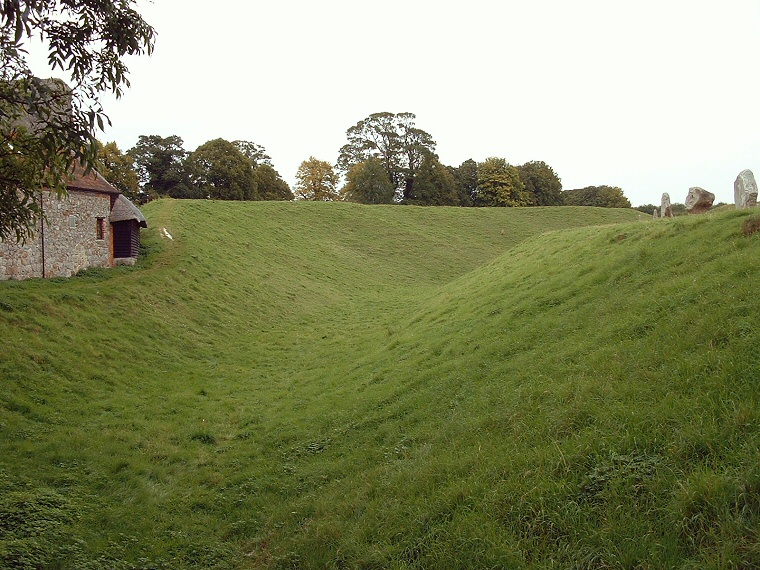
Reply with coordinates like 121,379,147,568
0,190,112,280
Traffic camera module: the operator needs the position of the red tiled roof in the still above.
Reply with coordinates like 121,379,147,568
66,162,120,194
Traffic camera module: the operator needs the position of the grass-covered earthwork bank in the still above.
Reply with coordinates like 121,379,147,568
1,201,759,568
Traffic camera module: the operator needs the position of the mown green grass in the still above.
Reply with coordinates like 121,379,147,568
1,201,758,569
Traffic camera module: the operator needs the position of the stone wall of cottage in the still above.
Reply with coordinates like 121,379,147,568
0,190,113,280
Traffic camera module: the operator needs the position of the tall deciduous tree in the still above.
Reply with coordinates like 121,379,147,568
452,159,478,207
189,138,257,201
341,158,395,204
96,141,139,202
517,160,563,206
405,155,458,206
231,139,291,200
128,135,197,199
336,112,436,201
0,1,155,241
254,164,293,201
294,157,339,201
475,157,529,207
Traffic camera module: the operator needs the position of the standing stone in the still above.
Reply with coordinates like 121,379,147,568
652,208,660,219
685,187,715,214
661,193,673,218
734,169,758,209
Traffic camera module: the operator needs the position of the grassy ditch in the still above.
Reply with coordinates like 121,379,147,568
2,201,758,568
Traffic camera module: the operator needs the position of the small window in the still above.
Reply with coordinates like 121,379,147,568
96,217,105,240
69,215,77,228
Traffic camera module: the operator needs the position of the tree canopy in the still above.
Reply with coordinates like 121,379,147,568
334,114,595,209
125,135,294,201
0,0,155,241
127,135,197,199
189,138,257,200
341,158,395,204
474,157,529,207
452,159,478,207
337,112,436,201
405,155,458,206
563,185,631,208
517,160,563,206
233,140,271,168
254,164,293,201
294,157,339,201
96,141,139,202
634,204,658,216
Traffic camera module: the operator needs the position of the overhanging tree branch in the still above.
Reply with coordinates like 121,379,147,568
0,0,155,242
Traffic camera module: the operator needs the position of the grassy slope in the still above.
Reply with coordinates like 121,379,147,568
1,201,758,569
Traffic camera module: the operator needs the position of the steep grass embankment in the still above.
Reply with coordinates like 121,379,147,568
2,201,758,569
275,209,760,568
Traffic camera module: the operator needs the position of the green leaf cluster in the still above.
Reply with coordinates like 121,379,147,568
337,112,436,201
563,185,631,208
126,135,292,202
295,157,339,201
474,157,530,207
341,157,395,204
96,141,139,201
127,135,198,199
255,163,294,201
332,113,643,209
189,138,257,201
517,160,563,206
405,155,459,206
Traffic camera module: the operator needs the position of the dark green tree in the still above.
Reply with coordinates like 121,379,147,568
254,164,293,201
189,138,257,201
452,159,478,206
336,112,436,201
0,0,155,241
634,204,657,215
231,139,291,200
128,135,198,199
399,120,437,201
563,185,631,208
96,141,140,201
517,160,563,206
294,157,339,201
475,157,529,207
405,155,458,206
341,158,395,204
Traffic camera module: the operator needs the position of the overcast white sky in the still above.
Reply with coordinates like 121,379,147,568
29,0,760,206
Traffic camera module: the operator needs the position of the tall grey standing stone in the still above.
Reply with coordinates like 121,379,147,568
685,187,715,214
734,169,758,209
661,193,673,218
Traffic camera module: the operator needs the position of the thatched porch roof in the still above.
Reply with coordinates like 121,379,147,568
109,194,147,228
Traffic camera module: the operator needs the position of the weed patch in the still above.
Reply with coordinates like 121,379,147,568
741,213,760,236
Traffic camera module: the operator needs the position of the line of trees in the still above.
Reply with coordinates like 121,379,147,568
90,113,632,213
97,113,630,210
295,112,630,209
97,135,293,204
563,185,631,209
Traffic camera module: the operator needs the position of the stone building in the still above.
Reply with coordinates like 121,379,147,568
0,165,147,280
